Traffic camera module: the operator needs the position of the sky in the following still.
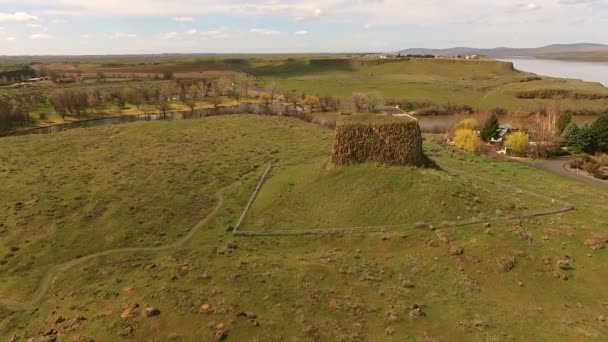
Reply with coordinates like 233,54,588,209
0,0,606,55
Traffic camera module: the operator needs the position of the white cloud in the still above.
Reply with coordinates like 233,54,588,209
80,33,90,39
0,11,38,22
27,22,43,28
199,27,231,39
161,31,178,39
51,18,67,24
6,36,15,41
363,23,373,29
294,30,308,35
172,16,193,22
250,28,281,35
515,2,542,11
30,32,50,40
184,29,198,35
110,32,136,39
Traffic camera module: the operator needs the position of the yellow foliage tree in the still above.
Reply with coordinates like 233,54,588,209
453,128,482,153
456,118,478,130
505,131,530,155
303,95,320,112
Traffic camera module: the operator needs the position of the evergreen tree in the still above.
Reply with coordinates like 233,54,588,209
556,111,572,135
561,122,580,148
480,114,500,142
591,114,608,152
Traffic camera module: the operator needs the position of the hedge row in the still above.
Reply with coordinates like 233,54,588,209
331,114,426,166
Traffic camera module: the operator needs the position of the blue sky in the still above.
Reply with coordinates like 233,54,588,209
0,0,607,55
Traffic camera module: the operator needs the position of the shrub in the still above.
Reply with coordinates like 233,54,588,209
593,171,608,180
569,158,584,169
480,114,500,142
505,132,530,155
456,118,478,130
489,107,508,116
591,114,608,152
583,160,600,174
453,129,482,153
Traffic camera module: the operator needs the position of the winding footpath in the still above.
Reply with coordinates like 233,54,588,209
0,187,226,311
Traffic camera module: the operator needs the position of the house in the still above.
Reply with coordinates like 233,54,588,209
26,76,49,82
491,124,512,143
465,55,480,60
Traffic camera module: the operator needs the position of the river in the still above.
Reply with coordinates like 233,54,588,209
499,58,608,86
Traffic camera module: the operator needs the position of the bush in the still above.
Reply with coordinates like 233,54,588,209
480,114,500,142
456,118,478,130
505,132,530,155
453,129,482,153
591,114,608,152
489,107,508,116
569,158,584,169
593,171,608,180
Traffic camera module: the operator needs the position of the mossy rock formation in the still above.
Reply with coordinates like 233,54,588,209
331,114,426,166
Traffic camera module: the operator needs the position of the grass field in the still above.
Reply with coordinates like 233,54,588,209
249,58,608,113
1,115,608,340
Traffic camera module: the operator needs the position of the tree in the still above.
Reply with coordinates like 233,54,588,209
576,125,595,154
365,91,382,112
184,85,200,113
556,111,572,135
265,82,279,103
154,90,171,117
259,92,272,107
163,71,174,80
591,114,608,152
480,114,500,142
284,91,301,111
505,132,530,155
209,96,222,109
561,122,580,148
120,87,138,107
352,92,366,112
303,95,320,112
319,96,341,112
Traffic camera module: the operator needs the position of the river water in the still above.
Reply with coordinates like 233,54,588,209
499,58,608,86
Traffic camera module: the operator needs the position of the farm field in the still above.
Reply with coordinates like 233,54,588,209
1,115,608,340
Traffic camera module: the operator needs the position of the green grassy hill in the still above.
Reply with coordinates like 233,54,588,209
252,58,608,113
1,115,608,341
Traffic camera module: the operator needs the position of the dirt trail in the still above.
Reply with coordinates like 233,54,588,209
0,187,226,311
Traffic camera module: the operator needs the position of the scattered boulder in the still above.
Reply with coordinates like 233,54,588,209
497,256,517,272
236,311,257,319
72,337,95,342
556,256,574,270
145,307,161,317
303,325,321,341
409,304,425,319
120,326,133,337
435,229,454,243
449,246,464,256
584,236,607,251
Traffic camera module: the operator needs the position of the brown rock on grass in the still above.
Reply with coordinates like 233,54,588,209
497,256,517,272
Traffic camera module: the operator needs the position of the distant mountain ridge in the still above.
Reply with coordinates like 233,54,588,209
397,43,608,62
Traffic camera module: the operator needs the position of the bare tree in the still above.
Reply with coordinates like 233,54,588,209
365,91,382,112
184,84,200,113
352,92,366,112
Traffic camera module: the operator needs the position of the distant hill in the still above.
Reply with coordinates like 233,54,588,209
397,43,608,62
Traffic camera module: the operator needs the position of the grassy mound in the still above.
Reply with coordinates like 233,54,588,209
331,114,426,166
239,159,561,232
